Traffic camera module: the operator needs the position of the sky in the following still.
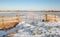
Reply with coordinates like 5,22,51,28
0,0,60,10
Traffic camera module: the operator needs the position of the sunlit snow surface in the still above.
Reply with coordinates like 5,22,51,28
1,12,60,37
5,21,60,37
0,21,60,37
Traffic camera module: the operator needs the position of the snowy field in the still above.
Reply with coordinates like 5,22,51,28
5,21,60,37
0,12,60,37
1,20,60,37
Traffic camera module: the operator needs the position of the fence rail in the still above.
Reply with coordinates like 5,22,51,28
0,15,20,30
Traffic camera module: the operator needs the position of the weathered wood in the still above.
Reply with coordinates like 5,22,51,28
0,15,20,30
45,14,57,22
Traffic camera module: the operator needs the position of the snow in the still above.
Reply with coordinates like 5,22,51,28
0,20,60,37
10,21,60,37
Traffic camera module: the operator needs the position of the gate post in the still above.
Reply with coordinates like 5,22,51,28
16,15,19,22
54,14,57,22
2,16,5,29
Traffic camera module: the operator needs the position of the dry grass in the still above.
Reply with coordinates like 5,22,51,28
0,22,18,30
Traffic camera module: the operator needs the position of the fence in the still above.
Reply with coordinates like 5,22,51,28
0,15,20,29
45,14,57,22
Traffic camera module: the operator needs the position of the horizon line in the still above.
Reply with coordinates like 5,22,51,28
0,10,60,12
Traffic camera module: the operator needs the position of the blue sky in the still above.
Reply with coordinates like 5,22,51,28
0,0,60,10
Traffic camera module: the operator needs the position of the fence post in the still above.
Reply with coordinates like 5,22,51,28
54,14,57,22
16,15,19,22
2,16,5,29
45,14,48,21
45,14,50,22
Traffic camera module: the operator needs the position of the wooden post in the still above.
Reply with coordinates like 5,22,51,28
32,15,34,23
54,14,57,22
45,14,50,22
45,14,48,21
16,15,19,22
2,16,5,29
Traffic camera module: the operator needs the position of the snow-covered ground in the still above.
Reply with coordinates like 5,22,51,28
0,12,60,37
5,21,60,37
0,19,60,37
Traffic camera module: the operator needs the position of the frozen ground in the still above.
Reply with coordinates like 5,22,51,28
0,12,60,37
0,20,60,37
6,21,60,37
